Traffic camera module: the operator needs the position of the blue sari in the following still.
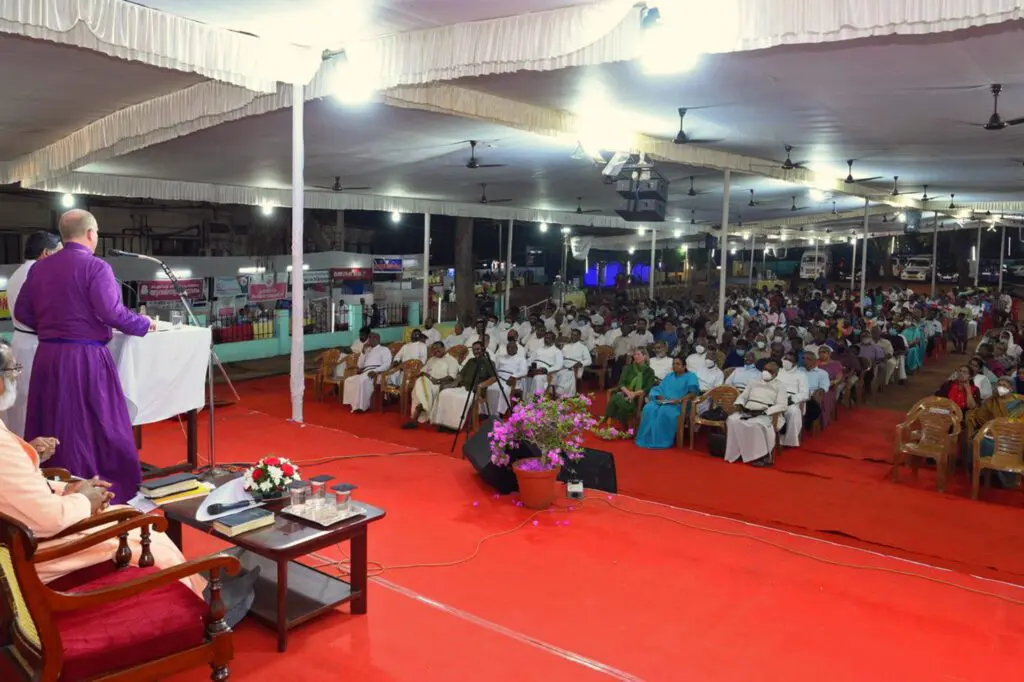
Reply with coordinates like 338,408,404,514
636,371,700,449
902,324,924,373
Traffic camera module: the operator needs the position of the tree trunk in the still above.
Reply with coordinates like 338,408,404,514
454,217,476,324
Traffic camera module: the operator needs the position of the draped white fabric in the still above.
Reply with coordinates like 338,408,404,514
25,172,636,228
0,0,316,91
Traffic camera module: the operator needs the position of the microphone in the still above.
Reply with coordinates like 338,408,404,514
109,249,162,264
207,501,252,515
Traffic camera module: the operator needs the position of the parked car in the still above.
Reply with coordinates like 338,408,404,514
1010,263,1024,279
899,256,932,282
978,261,1005,284
936,262,959,283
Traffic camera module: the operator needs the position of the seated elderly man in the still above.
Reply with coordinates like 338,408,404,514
342,332,393,413
725,361,789,467
432,342,495,431
0,341,254,622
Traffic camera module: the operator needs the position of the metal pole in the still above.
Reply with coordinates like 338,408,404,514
422,213,431,321
999,223,1006,291
748,233,755,290
850,236,857,290
649,228,656,298
975,222,982,287
504,218,513,314
930,211,938,298
859,198,869,310
289,80,305,424
718,169,731,341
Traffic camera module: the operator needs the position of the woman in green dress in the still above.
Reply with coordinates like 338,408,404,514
606,348,657,428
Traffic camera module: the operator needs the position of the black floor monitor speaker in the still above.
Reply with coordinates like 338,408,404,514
464,418,618,495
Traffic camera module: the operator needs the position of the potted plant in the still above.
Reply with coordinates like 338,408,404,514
488,392,598,509
243,455,302,500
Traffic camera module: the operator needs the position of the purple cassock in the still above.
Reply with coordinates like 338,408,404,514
14,242,150,503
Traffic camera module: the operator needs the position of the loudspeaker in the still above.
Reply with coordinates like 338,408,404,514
464,418,618,495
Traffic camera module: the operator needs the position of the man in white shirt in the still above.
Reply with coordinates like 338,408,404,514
726,351,762,390
555,330,592,397
775,352,809,447
525,331,564,397
464,320,489,349
726,361,789,466
686,343,708,374
629,318,654,351
575,315,595,349
487,340,529,416
421,318,441,346
694,355,724,393
649,342,673,381
515,315,535,342
388,330,429,387
404,341,460,427
342,333,393,413
444,322,470,349
522,322,547,355
4,231,62,437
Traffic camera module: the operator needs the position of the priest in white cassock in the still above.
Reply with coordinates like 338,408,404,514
487,340,529,416
725,361,789,466
554,329,592,398
404,341,460,428
342,332,393,413
775,351,809,447
334,326,370,379
4,231,62,437
522,322,546,355
432,341,495,431
524,331,564,397
388,329,429,387
444,322,470,349
421,318,441,346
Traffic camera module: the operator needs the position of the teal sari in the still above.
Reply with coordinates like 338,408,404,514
636,371,700,449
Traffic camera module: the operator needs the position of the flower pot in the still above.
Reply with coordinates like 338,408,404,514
513,458,561,510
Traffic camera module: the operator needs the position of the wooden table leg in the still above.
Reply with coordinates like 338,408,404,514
350,529,368,615
186,409,199,469
167,520,183,551
134,425,143,450
276,558,289,652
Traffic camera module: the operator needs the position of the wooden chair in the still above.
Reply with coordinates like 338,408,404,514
387,341,403,357
892,408,961,492
305,348,342,401
447,345,469,366
583,345,614,392
971,418,1024,499
689,386,741,450
378,359,423,415
0,509,239,681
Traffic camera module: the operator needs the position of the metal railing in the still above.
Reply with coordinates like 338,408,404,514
363,302,408,328
210,308,277,343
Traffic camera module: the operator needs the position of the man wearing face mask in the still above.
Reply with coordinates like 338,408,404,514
694,352,724,394
685,342,708,374
775,352,809,447
725,361,789,466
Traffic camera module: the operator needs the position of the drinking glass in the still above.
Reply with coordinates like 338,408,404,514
170,310,184,329
287,481,309,513
308,479,327,514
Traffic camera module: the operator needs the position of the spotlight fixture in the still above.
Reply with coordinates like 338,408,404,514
260,202,274,216
808,188,827,203
60,193,75,209
539,222,549,233
673,228,682,238
391,211,401,223
561,226,571,235
628,246,636,255
638,226,647,236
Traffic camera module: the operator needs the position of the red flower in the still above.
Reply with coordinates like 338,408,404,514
252,468,264,481
281,463,295,477
264,457,281,466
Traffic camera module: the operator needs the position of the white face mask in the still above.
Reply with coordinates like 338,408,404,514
998,386,1012,397
782,360,794,370
762,370,774,382
0,377,16,413
756,341,766,349
705,358,716,369
695,345,706,354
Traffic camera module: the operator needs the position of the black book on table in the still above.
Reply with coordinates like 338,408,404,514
141,472,198,490
213,508,275,537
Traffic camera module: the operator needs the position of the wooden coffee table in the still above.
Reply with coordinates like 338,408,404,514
161,474,386,652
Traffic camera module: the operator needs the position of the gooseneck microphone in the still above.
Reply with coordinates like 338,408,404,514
108,248,162,264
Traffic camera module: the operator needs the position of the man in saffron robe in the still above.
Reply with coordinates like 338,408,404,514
15,210,155,503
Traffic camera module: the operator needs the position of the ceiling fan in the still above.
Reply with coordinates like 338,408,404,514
844,159,882,184
889,176,900,196
313,176,371,192
778,144,807,171
921,184,938,202
980,84,1024,131
575,196,602,214
478,183,511,204
466,140,506,169
672,108,721,145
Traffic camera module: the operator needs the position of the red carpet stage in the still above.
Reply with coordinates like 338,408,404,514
129,378,1024,681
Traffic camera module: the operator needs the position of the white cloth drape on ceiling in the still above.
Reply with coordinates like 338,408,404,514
0,0,316,91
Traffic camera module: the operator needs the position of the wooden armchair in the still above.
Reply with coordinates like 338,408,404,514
387,341,404,357
447,345,469,366
605,386,645,430
0,509,240,681
689,386,740,450
378,360,423,415
305,349,342,401
971,418,1024,499
892,408,961,492
583,345,614,391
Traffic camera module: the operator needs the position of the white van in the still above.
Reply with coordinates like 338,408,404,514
900,255,932,282
800,250,831,279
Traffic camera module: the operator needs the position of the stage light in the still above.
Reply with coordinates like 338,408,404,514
60,193,75,209
628,246,636,255
637,226,646,236
539,222,549,233
238,266,267,274
156,268,192,280
897,212,906,223
260,202,274,216
673,228,682,238
641,7,701,75
329,58,377,105
561,226,571,235
742,231,750,240
286,264,311,272
391,211,401,223
729,247,737,255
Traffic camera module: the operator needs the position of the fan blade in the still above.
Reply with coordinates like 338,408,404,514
485,198,513,204
1006,117,1024,127
472,163,507,168
678,137,724,145
344,186,372,191
312,185,333,190
847,176,884,184
579,208,603,214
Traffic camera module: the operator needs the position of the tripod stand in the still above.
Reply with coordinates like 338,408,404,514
450,349,510,453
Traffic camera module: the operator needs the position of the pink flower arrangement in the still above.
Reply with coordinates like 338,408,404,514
591,419,634,441
488,392,598,471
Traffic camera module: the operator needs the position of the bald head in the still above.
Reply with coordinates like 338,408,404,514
59,209,99,251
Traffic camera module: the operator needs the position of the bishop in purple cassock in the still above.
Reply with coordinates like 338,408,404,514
15,210,154,503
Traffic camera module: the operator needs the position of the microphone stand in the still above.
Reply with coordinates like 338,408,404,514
146,256,239,477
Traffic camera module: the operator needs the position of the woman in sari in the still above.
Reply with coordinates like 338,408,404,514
967,376,1023,487
606,348,656,428
636,357,699,449
901,319,925,374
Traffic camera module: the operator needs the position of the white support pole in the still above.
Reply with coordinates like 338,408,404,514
422,214,431,320
504,219,513,314
289,81,305,424
859,198,869,309
649,228,656,299
748,234,756,290
930,211,938,298
850,236,857,290
999,223,1006,291
718,170,731,340
975,222,983,287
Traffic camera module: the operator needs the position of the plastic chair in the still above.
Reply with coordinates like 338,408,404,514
379,359,423,414
305,348,342,400
689,386,741,450
892,408,961,492
971,418,1024,499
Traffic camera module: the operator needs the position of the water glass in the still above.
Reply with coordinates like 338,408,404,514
287,481,309,512
332,488,353,513
308,479,327,513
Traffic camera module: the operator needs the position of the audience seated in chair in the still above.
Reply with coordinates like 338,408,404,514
342,332,393,413
487,340,529,417
432,341,495,432
404,341,460,428
725,361,788,467
636,357,699,449
606,348,656,430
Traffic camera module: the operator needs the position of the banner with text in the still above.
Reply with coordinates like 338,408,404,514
138,279,207,302
214,275,250,297
331,267,372,282
248,281,288,302
372,258,403,273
